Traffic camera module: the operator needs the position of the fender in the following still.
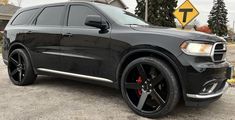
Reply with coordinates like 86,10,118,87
8,42,37,74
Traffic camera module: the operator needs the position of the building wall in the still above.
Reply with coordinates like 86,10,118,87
0,14,12,31
0,20,8,31
0,4,20,31
0,14,12,20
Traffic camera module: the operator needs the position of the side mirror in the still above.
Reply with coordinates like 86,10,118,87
85,15,109,33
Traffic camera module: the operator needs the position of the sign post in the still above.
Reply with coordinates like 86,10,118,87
145,0,148,22
138,0,148,22
173,0,199,29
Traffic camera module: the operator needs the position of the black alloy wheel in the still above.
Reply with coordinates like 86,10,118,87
121,57,179,118
8,49,36,86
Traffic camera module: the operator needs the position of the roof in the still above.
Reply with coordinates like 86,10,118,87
70,0,128,9
8,1,128,16
0,4,20,16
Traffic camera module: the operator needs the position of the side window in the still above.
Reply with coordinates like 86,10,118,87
12,9,38,25
68,5,98,27
36,6,64,26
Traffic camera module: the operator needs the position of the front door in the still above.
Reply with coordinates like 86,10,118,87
61,4,111,78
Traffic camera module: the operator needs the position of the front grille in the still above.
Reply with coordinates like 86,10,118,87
211,42,226,62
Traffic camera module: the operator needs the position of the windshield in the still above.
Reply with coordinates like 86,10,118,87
96,3,149,26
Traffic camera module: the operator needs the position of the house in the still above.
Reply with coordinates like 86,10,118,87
176,23,213,34
0,4,20,31
176,24,196,30
69,0,128,9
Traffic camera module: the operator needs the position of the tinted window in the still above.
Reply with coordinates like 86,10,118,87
36,6,64,26
96,4,149,26
12,9,38,25
68,5,98,26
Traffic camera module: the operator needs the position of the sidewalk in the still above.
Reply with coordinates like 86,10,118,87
228,43,235,46
227,44,235,66
0,55,6,69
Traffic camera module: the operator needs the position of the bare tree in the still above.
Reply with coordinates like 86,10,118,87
0,0,9,5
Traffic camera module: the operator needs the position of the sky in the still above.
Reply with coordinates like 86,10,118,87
9,0,235,28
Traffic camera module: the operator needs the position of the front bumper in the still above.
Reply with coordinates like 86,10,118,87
184,61,232,93
176,51,233,106
186,82,229,99
182,62,233,106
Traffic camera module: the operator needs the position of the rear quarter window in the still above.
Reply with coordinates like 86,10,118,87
12,9,38,25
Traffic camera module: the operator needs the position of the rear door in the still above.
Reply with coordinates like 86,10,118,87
26,5,66,70
61,4,111,78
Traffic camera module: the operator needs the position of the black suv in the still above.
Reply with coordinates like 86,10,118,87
2,2,233,118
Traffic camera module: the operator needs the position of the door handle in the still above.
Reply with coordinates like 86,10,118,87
63,33,73,37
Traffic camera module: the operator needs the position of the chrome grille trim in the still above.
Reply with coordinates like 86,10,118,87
210,42,226,62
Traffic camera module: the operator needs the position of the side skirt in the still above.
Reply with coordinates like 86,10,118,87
37,68,113,83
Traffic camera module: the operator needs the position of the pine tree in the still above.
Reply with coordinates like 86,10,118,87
208,0,228,37
135,0,145,20
135,0,177,27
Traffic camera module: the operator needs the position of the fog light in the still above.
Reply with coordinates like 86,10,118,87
201,82,218,94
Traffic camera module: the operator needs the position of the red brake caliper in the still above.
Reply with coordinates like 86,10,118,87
136,76,142,96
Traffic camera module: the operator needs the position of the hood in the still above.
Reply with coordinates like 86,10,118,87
130,25,225,42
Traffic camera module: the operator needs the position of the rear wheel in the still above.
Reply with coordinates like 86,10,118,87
8,49,36,86
121,57,179,118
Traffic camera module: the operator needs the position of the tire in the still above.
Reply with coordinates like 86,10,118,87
8,49,37,86
121,57,179,118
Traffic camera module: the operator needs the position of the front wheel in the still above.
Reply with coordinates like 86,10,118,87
121,57,180,118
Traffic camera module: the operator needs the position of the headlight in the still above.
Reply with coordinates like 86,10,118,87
180,41,213,56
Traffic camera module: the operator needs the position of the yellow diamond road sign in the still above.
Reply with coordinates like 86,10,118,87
174,0,199,27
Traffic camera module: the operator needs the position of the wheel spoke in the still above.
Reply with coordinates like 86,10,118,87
10,57,18,66
21,63,26,71
152,74,163,86
125,83,141,89
18,70,22,82
18,53,21,65
137,91,148,110
150,90,166,105
11,69,18,76
136,64,147,81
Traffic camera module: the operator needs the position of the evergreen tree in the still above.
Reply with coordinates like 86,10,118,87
135,0,177,27
135,0,145,20
208,0,228,37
